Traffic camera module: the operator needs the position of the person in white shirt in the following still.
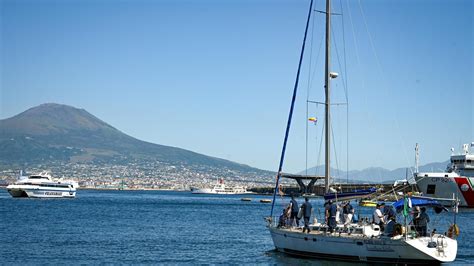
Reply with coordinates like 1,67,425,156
373,203,385,231
343,201,354,225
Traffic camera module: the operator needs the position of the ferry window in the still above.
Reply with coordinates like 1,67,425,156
427,185,436,194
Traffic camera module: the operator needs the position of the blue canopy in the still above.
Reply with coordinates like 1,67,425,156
393,196,448,213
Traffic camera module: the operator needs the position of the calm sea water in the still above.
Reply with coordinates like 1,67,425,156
0,189,473,264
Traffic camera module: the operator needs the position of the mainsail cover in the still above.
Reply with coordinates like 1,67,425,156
323,187,377,201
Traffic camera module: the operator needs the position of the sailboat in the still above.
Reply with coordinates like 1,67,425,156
266,0,458,263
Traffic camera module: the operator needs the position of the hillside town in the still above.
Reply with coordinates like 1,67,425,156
0,161,277,190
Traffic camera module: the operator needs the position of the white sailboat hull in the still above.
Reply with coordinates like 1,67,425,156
268,226,457,263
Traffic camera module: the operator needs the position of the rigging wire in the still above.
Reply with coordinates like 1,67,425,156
357,0,412,174
306,5,318,177
331,39,351,186
305,3,324,177
316,109,325,176
346,0,387,182
270,0,314,218
330,115,341,186
340,0,350,184
330,22,349,186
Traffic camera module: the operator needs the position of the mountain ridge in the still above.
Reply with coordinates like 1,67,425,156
0,103,265,175
300,160,450,183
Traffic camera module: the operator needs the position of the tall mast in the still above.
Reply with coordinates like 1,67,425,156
324,0,331,193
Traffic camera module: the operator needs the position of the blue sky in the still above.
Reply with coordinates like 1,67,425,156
1,0,472,174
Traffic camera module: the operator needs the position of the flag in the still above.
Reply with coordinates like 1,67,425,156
308,117,317,124
403,195,412,217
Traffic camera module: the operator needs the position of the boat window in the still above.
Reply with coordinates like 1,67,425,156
427,184,436,194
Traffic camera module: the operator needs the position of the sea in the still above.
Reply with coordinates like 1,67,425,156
0,189,473,265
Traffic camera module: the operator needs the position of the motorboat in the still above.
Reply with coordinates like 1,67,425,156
7,172,77,198
359,199,377,207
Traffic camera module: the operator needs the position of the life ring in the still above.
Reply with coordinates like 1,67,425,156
447,224,460,238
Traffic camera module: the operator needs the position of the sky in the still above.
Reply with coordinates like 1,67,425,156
1,0,473,174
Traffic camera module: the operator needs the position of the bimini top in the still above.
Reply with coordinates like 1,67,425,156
393,196,449,213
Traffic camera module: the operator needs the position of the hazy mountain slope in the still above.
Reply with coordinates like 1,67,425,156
0,103,265,173
302,161,450,183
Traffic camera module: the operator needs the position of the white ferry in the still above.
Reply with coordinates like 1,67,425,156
7,172,78,198
191,178,251,194
415,143,474,207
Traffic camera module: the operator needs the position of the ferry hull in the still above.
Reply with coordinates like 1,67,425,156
7,188,28,197
268,227,457,263
7,187,76,198
191,189,251,195
190,186,252,195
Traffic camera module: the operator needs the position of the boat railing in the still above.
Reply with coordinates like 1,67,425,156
266,216,302,228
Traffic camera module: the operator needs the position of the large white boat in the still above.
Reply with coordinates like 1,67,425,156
415,143,474,207
191,178,251,194
268,216,457,263
266,0,458,263
7,172,78,198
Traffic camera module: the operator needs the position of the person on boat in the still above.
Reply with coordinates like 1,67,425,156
278,208,287,227
373,203,385,231
302,197,313,233
411,206,421,235
343,201,354,225
285,203,292,226
417,207,430,237
325,200,337,233
289,195,300,226
382,203,396,222
384,216,396,237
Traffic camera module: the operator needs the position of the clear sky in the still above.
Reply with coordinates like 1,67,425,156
1,0,472,173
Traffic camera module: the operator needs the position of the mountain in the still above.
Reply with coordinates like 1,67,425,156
0,103,268,176
301,161,449,183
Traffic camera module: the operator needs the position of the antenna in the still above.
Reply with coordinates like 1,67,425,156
415,143,419,174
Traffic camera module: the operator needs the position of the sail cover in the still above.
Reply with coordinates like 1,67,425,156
323,187,377,201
